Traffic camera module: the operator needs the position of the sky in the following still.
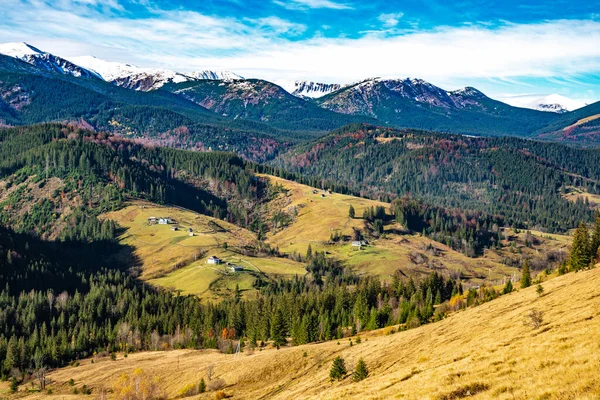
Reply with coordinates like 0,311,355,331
1,0,600,106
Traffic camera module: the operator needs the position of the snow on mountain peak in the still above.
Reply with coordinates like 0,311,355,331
187,70,243,81
503,93,587,113
0,42,45,58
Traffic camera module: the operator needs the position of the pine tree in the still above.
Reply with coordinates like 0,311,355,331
353,358,369,382
348,205,355,219
536,284,544,297
270,309,286,349
306,244,313,261
589,216,600,264
199,378,206,393
569,222,591,271
502,280,513,294
329,356,347,382
520,260,531,289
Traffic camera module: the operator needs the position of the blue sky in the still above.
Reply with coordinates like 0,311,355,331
1,0,600,106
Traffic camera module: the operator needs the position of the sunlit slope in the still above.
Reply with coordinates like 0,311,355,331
262,175,534,284
32,267,600,399
103,202,306,301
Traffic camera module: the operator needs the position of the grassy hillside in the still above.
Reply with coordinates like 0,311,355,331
262,175,570,285
17,266,600,400
104,202,306,301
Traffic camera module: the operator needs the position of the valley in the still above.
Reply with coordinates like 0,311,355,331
0,20,599,400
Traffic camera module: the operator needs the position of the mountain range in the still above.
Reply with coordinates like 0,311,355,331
1,42,599,148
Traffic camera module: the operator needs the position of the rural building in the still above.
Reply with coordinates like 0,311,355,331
227,265,243,273
352,240,367,248
171,226,178,231
158,217,174,225
207,256,222,265
147,217,157,225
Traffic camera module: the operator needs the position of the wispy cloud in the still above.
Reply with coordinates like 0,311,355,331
378,12,404,28
272,0,353,11
1,0,600,103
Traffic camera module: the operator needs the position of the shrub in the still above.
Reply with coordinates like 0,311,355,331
199,378,206,393
10,377,18,393
178,383,197,397
81,384,92,395
110,352,117,361
329,356,347,382
524,309,544,329
353,358,369,382
208,378,225,391
47,389,53,394
536,284,544,297
214,391,227,400
68,379,75,386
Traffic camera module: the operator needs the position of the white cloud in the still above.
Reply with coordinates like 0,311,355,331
378,12,404,28
272,0,353,10
1,0,600,101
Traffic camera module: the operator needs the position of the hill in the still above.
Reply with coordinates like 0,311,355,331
17,266,600,399
535,100,600,146
272,124,600,233
103,201,306,302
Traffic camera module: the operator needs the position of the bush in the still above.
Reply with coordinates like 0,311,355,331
214,391,227,400
178,383,197,397
353,358,369,382
524,309,544,329
10,377,18,393
208,378,225,391
110,352,117,361
199,378,206,393
329,356,347,382
68,379,75,386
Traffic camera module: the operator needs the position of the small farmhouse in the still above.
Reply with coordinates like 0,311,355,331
352,240,367,248
158,217,173,225
147,217,157,225
207,256,222,265
227,265,243,273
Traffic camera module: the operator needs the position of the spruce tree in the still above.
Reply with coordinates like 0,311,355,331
502,280,513,294
199,378,206,393
589,216,600,264
353,358,369,382
569,222,591,271
329,356,347,381
270,309,286,349
521,261,531,289
348,205,355,219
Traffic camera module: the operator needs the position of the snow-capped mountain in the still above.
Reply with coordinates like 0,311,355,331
68,55,191,91
277,80,343,99
0,42,99,79
69,55,243,91
526,94,586,113
187,70,243,81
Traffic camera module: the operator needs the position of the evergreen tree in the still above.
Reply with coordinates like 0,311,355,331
348,205,355,219
270,309,286,349
306,244,313,261
520,261,532,289
569,222,591,271
329,356,347,382
502,280,513,294
536,284,544,297
199,378,206,393
352,358,369,382
589,216,600,264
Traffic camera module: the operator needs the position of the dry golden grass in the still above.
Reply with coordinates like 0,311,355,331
261,175,566,285
27,267,600,399
562,113,600,130
562,186,600,209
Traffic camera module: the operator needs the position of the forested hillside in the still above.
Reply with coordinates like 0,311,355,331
164,79,372,132
273,124,599,233
0,124,265,240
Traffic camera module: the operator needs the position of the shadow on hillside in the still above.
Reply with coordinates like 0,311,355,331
0,225,141,295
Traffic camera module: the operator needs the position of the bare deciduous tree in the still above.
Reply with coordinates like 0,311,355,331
523,309,544,329
32,349,48,390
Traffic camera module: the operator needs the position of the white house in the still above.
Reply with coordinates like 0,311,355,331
207,256,222,265
227,265,243,273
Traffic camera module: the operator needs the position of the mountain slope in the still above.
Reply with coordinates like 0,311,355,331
277,80,343,98
535,100,600,146
0,42,100,79
273,124,599,232
35,266,600,399
165,79,374,131
0,55,299,160
316,78,559,137
69,55,242,91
